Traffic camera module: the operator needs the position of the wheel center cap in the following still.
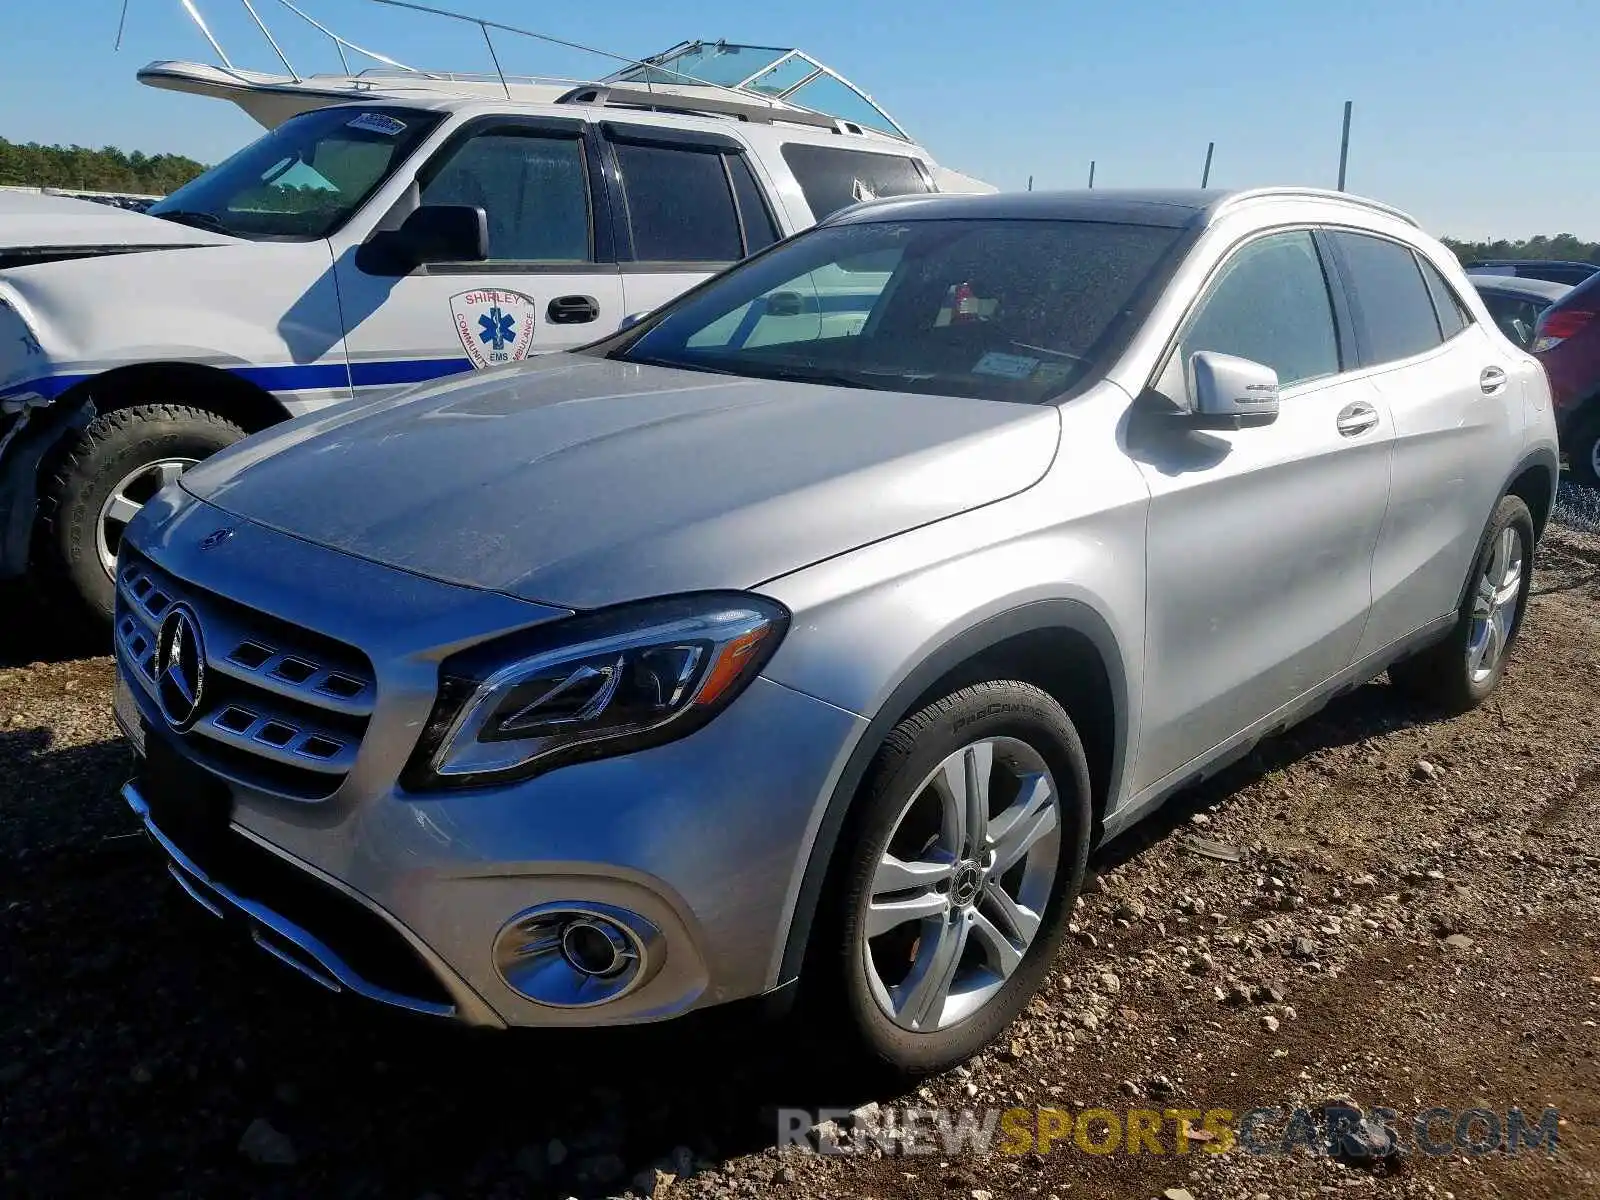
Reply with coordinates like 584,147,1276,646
951,861,983,907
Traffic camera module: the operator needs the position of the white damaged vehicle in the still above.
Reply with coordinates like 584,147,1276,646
0,34,989,619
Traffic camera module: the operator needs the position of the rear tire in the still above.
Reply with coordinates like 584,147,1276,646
1389,494,1534,713
37,404,245,624
813,680,1092,1078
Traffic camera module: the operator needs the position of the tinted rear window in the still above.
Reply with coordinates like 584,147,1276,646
1416,254,1471,340
615,142,743,262
1331,232,1444,365
780,143,933,221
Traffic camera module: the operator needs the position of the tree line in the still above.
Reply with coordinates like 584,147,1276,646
0,138,207,196
1440,234,1600,265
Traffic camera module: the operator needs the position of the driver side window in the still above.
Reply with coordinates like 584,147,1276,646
419,131,592,263
1176,231,1341,390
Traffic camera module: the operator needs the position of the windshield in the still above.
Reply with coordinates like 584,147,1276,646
148,107,441,241
615,218,1186,403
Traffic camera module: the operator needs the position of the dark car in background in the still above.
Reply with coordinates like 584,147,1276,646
1466,259,1600,287
1468,274,1571,350
1529,272,1600,485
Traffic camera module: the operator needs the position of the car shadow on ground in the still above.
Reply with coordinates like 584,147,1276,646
0,581,107,668
0,673,1460,1197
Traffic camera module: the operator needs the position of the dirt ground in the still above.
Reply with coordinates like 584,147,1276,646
1,523,1597,1200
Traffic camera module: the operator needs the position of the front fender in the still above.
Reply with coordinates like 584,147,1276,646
754,445,1151,986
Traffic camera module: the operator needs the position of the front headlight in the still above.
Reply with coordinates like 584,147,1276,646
402,592,789,789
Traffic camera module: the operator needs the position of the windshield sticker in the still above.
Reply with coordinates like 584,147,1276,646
1031,362,1074,387
971,351,1040,380
347,113,408,136
450,290,538,368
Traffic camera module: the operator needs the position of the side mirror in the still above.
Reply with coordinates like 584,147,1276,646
618,311,647,331
360,204,487,273
764,291,805,318
1186,351,1280,429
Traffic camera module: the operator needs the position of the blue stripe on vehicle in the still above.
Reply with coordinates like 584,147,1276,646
0,357,475,404
348,357,472,387
229,362,353,392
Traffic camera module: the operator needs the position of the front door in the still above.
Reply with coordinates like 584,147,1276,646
1129,229,1394,793
333,118,623,398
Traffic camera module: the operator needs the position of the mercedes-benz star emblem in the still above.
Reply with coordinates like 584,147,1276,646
952,862,983,907
155,604,207,731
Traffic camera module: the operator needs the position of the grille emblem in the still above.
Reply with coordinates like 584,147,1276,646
155,604,207,731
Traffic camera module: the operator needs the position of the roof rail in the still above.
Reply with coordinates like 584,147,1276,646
1211,187,1419,228
554,84,851,132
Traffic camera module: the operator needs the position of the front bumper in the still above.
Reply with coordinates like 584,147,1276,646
117,492,867,1028
123,779,479,1022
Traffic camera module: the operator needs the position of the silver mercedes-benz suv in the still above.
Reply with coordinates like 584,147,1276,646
113,187,1559,1074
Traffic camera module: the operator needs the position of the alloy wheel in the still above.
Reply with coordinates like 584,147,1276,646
1466,524,1524,684
96,458,196,579
862,737,1062,1033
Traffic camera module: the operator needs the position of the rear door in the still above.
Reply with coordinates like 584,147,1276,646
599,124,783,321
1330,232,1519,659
1130,229,1393,793
333,116,624,396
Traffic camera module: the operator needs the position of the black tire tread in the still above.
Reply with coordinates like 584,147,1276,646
34,403,246,622
818,679,1092,1078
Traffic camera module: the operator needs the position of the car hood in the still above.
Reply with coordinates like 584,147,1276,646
0,190,235,259
180,355,1060,610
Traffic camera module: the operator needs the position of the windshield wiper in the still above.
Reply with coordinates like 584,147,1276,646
152,210,230,235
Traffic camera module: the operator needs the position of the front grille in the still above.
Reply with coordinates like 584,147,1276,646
115,549,376,800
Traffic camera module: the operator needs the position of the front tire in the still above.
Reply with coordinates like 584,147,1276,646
821,680,1091,1076
1389,494,1534,713
37,404,245,623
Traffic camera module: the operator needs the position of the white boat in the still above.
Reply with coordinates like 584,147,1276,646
133,2,921,142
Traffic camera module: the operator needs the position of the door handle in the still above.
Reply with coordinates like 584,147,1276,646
1335,401,1380,437
547,295,600,325
1479,365,1508,395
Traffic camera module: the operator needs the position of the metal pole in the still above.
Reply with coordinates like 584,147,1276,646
1337,101,1353,191
1201,141,1215,188
1088,160,1096,189
114,0,131,50
480,22,512,99
1027,175,1033,192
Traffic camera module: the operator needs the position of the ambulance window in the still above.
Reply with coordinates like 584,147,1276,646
779,144,933,221
419,132,592,263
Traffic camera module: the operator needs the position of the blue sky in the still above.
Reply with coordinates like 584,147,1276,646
1,0,1596,239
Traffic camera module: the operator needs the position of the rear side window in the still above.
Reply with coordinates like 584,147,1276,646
1176,231,1341,387
1416,255,1471,339
1330,232,1444,365
728,154,780,253
780,143,933,221
614,142,743,263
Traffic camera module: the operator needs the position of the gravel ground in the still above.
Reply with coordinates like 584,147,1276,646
1,517,1597,1200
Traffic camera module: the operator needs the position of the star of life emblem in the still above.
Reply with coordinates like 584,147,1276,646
450,289,538,368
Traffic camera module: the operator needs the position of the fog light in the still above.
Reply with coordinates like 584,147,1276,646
493,902,663,1008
